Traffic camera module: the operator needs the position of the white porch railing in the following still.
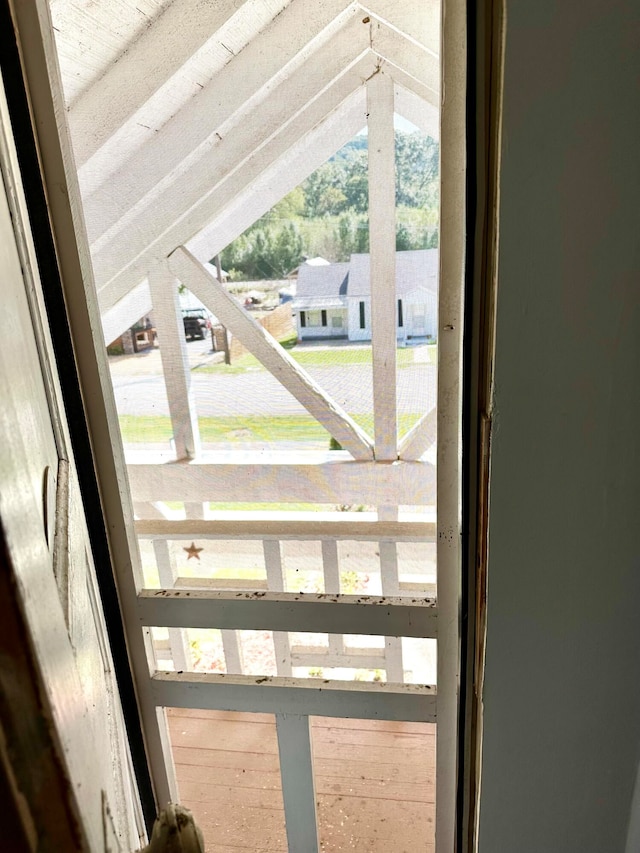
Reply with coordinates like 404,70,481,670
135,514,437,683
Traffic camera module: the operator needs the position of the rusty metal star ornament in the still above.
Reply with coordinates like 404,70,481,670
183,542,203,561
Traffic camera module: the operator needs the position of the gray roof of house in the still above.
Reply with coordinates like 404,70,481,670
295,261,350,299
292,251,438,308
348,250,439,297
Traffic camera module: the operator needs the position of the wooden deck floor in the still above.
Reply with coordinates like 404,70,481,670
167,708,435,852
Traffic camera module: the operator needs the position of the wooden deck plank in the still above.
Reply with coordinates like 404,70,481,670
317,795,434,843
313,724,435,751
169,718,279,754
313,740,434,767
173,745,278,773
168,709,435,852
176,763,282,791
189,808,287,850
170,707,434,735
315,757,432,787
315,774,434,804
178,780,284,810
168,707,274,724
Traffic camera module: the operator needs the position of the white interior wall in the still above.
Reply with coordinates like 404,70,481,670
479,2,640,851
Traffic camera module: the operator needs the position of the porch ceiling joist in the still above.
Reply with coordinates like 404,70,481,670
83,8,367,246
86,16,437,259
66,0,437,176
90,24,373,270
96,55,377,313
68,0,292,168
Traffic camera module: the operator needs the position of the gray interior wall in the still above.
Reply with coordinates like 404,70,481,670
478,2,640,851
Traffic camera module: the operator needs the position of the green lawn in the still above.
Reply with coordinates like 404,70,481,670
119,412,423,444
194,343,436,374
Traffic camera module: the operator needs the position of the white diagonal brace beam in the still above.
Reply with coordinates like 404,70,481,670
69,0,288,167
148,264,201,460
367,71,397,460
168,247,374,460
100,279,152,347
385,63,438,110
97,71,371,313
398,406,437,461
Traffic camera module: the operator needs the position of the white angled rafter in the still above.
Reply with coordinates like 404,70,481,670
82,0,360,245
69,0,289,168
362,0,439,50
91,42,439,303
398,406,437,461
90,18,369,268
371,19,439,97
97,66,372,312
168,247,374,460
94,59,376,309
186,86,367,263
367,71,397,461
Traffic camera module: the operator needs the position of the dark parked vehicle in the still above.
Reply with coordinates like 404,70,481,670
182,308,211,340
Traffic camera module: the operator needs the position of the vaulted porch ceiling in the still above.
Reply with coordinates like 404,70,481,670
49,0,440,340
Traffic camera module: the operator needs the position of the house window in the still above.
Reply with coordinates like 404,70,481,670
321,309,327,327
331,315,343,328
300,311,306,327
359,301,366,329
398,298,404,327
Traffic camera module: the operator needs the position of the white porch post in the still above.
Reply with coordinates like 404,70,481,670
367,70,397,461
148,264,201,460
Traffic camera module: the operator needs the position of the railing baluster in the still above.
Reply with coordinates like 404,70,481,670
263,539,292,677
380,539,404,682
321,539,344,658
186,501,243,674
153,539,192,672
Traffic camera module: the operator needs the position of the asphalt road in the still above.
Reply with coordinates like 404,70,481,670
111,362,436,418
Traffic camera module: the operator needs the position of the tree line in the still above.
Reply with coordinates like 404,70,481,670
219,131,439,280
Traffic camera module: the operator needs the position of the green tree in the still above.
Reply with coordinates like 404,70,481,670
395,132,439,207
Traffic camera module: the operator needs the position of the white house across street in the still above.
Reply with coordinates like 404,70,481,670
293,249,438,343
